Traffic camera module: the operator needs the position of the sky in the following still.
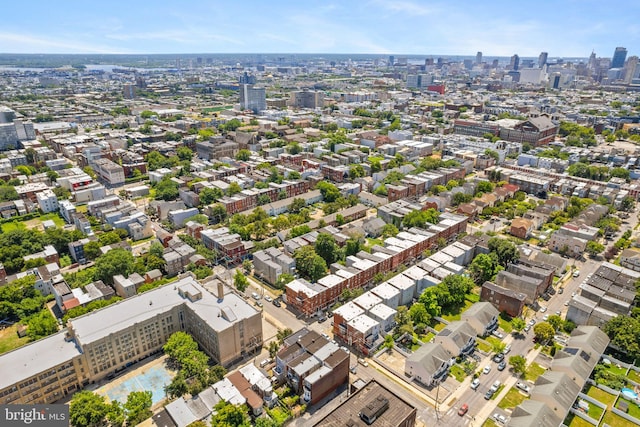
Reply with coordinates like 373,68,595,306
2,0,640,58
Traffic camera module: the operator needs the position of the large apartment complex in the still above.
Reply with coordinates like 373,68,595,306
0,276,262,405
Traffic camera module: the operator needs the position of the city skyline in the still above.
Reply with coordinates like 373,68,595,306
2,1,640,57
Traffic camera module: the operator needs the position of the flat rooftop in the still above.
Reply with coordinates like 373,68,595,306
0,331,82,391
312,379,416,427
69,276,258,345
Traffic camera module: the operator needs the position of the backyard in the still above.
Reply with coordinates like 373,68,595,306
615,397,640,420
564,413,596,427
498,387,527,409
524,363,545,382
585,385,617,408
601,411,639,427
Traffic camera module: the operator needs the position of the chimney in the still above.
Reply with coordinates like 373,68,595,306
217,281,225,300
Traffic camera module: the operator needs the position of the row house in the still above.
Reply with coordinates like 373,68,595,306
285,214,468,317
200,227,251,265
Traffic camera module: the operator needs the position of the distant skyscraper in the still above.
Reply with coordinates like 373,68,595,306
238,72,256,85
624,56,639,84
611,47,627,69
123,84,135,99
587,51,597,70
388,55,395,66
538,52,548,68
510,54,520,71
239,84,266,114
476,51,483,65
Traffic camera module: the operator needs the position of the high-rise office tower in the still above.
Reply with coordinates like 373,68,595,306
624,56,639,84
476,51,483,65
388,55,395,66
611,47,627,69
239,84,266,114
538,52,548,68
587,51,597,70
510,54,520,71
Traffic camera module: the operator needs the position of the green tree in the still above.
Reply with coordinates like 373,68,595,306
620,196,635,212
155,177,180,201
227,182,242,196
511,318,526,334
277,328,294,345
124,391,152,425
467,253,503,285
236,149,252,161
315,233,341,266
293,246,327,282
383,334,394,351
234,270,249,292
69,391,109,427
509,355,527,375
603,316,640,360
26,310,58,340
208,203,227,224
586,241,605,256
402,208,440,229
199,187,223,205
94,248,134,284
317,181,341,203
547,315,563,331
268,341,280,358
476,180,495,194
289,198,306,214
408,302,431,325
176,147,193,161
381,223,399,238
209,401,251,427
488,237,519,267
349,164,366,179
275,273,294,289
492,341,506,354
533,322,555,343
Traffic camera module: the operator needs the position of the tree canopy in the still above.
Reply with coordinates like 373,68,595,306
402,208,440,229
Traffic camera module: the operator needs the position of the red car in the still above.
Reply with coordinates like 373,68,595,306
458,403,469,416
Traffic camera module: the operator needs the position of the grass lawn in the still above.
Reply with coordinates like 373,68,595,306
441,300,474,322
617,398,640,420
0,324,30,355
524,363,545,382
628,369,640,383
601,411,639,427
587,402,604,420
410,342,421,352
477,339,491,353
466,292,480,303
38,212,65,227
450,364,467,382
603,363,628,376
498,316,513,333
564,413,595,427
486,336,502,347
498,387,527,409
433,322,446,332
482,419,498,427
490,385,505,400
585,385,617,408
419,332,435,343
1,221,26,233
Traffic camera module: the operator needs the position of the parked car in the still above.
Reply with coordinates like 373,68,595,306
528,319,536,326
573,270,580,278
458,404,469,416
259,358,272,368
484,389,495,400
483,365,491,374
558,288,564,294
524,325,531,332
493,353,505,363
497,361,506,371
318,315,327,323
251,292,261,300
490,380,501,393
539,306,547,313
516,381,531,393
255,301,263,307
470,378,480,390
502,344,511,355
543,314,549,321
272,299,281,307
492,330,504,339
358,358,369,367
494,413,507,424
264,296,273,302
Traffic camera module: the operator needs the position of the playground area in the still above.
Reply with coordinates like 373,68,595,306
94,356,176,407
